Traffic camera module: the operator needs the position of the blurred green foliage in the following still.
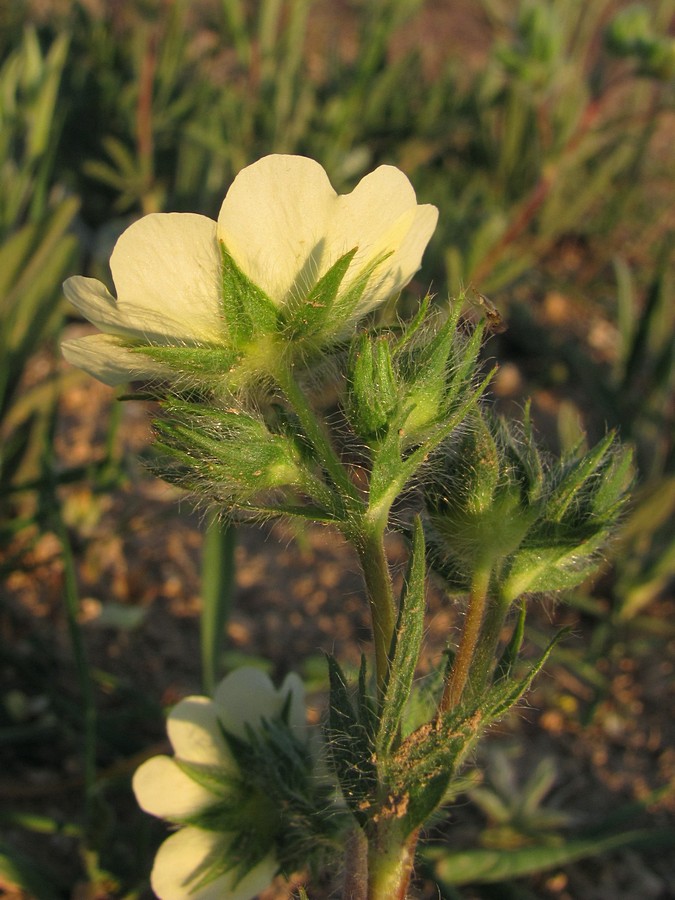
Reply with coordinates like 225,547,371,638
0,0,673,895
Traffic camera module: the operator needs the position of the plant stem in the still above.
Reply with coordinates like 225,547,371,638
440,564,491,713
469,590,512,694
343,825,368,899
354,527,397,700
275,363,360,508
201,512,236,695
367,825,419,900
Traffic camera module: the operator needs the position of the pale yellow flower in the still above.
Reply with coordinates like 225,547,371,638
133,667,305,900
62,154,437,385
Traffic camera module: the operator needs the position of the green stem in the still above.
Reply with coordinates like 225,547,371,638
274,363,360,507
367,825,419,900
354,527,397,700
440,564,491,713
201,513,236,695
469,590,512,695
343,825,368,899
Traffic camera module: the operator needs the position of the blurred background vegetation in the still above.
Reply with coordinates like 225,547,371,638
0,1,673,897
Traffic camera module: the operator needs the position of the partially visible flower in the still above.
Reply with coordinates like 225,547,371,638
62,154,438,387
133,667,305,900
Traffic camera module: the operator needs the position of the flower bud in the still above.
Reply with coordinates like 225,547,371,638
152,401,308,506
346,333,399,441
426,413,632,603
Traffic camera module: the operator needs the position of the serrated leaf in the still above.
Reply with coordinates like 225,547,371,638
377,517,426,756
325,655,377,822
483,627,571,722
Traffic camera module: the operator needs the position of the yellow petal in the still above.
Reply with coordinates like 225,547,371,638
60,333,170,386
150,828,277,900
132,755,217,820
217,155,336,305
110,212,224,343
167,696,233,766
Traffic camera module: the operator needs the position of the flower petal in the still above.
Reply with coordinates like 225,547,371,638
213,667,304,740
150,827,277,900
63,276,138,337
167,696,233,767
217,155,336,305
352,203,439,316
110,213,224,343
133,755,218,820
61,332,170,386
278,672,307,734
327,164,419,266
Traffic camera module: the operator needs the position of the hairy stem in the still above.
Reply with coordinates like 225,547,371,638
275,363,360,508
440,564,491,713
367,825,419,899
354,527,397,701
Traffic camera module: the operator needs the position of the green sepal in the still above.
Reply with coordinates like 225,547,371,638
172,759,238,801
377,517,426,757
330,250,393,327
325,655,377,823
367,365,493,518
391,293,432,353
152,400,306,502
136,344,240,380
398,304,485,440
281,248,357,338
547,432,616,523
500,540,606,602
591,443,634,518
220,242,279,344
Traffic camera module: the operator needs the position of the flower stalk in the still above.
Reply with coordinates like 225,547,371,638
440,563,491,713
354,525,398,701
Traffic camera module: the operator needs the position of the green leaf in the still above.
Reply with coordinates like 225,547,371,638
377,517,426,756
483,627,571,722
325,655,377,822
427,828,675,886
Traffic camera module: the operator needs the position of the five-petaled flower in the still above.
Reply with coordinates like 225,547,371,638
133,667,306,900
62,154,437,386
